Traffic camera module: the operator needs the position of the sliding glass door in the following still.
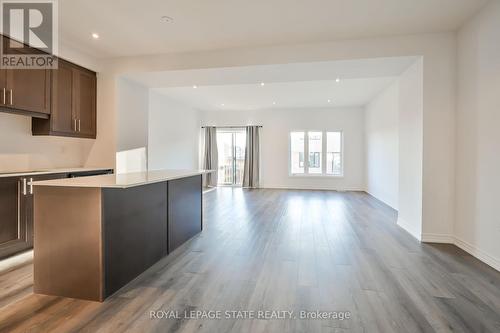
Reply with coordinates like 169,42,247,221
217,129,246,186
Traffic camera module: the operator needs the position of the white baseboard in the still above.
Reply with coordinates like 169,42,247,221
421,233,454,243
0,250,33,274
397,218,422,241
453,237,500,272
261,185,365,192
421,234,500,272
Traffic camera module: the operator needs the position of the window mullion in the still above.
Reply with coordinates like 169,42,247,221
322,131,327,175
304,131,309,174
340,132,344,176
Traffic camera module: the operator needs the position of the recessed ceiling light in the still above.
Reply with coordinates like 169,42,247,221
193,85,197,89
260,82,265,86
272,101,276,105
327,99,331,103
335,77,341,83
161,16,173,23
91,33,99,39
221,103,225,107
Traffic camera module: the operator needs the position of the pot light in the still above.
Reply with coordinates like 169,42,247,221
161,16,173,23
260,82,265,86
221,103,225,107
335,77,341,83
327,99,331,103
272,101,276,105
91,33,99,39
193,85,197,89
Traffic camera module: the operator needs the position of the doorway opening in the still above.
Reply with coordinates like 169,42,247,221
217,128,246,186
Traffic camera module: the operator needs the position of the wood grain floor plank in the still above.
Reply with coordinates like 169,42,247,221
0,188,499,332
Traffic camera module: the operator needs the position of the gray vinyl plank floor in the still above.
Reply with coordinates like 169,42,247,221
0,188,499,332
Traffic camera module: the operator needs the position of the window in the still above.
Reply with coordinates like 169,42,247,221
289,131,343,176
217,129,246,185
308,131,322,174
290,132,305,174
327,132,343,176
309,152,320,168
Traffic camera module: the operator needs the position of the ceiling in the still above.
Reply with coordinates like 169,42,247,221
152,77,397,111
127,57,416,110
59,0,488,58
123,57,417,88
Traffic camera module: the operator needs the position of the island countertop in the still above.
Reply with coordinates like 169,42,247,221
30,169,213,189
0,167,113,178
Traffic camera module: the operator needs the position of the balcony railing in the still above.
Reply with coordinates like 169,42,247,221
218,159,245,185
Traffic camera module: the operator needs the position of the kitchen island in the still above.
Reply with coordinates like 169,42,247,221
31,170,211,302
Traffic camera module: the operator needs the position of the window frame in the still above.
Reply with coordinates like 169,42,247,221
326,131,344,177
288,130,344,178
289,130,307,175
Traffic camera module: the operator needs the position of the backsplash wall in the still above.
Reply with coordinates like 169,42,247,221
0,112,94,172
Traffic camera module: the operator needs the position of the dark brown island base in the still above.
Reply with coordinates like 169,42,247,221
30,170,212,302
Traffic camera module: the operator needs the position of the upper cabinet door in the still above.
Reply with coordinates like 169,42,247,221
0,35,51,115
32,61,97,138
73,67,96,138
51,60,75,134
5,68,51,114
0,69,5,105
0,37,7,105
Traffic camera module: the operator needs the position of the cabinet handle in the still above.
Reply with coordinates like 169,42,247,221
9,89,13,105
29,178,33,195
22,178,27,196
1,88,5,104
74,119,77,131
78,119,81,132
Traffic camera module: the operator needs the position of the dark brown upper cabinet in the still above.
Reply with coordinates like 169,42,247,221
0,34,96,139
3,68,52,115
73,66,97,137
49,59,74,134
0,37,51,117
32,59,97,139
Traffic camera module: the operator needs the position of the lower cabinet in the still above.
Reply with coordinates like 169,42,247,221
101,175,203,295
0,169,113,259
33,174,202,301
0,176,27,259
102,182,168,297
0,173,67,259
168,175,203,253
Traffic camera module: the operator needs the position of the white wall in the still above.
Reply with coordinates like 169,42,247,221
116,83,200,171
0,42,100,173
0,112,94,172
90,32,456,239
116,147,147,174
454,0,500,270
201,107,365,190
148,92,200,170
57,42,102,72
398,59,424,240
364,60,423,242
365,80,399,209
116,78,149,152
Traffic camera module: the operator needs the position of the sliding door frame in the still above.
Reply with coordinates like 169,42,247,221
216,127,246,187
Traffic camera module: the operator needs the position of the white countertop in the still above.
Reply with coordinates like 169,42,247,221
31,169,212,189
0,167,113,178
